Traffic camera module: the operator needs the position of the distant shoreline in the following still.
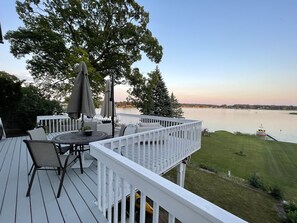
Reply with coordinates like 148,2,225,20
115,102,297,111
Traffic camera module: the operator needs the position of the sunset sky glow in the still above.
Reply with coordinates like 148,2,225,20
1,0,297,105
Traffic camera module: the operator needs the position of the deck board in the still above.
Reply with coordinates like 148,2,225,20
0,133,195,223
0,136,108,223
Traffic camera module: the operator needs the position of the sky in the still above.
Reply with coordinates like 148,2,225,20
1,0,297,105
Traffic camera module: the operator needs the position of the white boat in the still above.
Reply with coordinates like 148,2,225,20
256,124,267,136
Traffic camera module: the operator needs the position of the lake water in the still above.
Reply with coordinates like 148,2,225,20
108,107,297,144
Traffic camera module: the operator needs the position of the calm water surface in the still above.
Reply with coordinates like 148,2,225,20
102,107,297,144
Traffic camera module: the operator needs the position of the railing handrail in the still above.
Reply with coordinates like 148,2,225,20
90,144,247,223
117,112,199,123
96,120,201,175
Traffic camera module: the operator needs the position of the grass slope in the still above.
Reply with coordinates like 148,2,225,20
164,131,297,222
165,166,279,223
192,131,297,201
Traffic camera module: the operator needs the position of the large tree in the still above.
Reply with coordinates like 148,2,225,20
5,0,163,99
148,67,172,117
0,71,23,124
128,67,175,117
127,68,153,114
0,71,62,133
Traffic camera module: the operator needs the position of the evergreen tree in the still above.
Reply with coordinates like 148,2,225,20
170,92,184,118
127,68,153,115
128,67,174,117
148,67,172,117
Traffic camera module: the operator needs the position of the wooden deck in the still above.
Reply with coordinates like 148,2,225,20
0,136,107,223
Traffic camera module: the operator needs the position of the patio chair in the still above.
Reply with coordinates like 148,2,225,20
27,127,73,175
23,139,83,198
123,124,137,135
28,127,73,154
118,124,127,137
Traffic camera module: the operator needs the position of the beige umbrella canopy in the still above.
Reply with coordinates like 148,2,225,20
67,62,96,125
100,79,116,118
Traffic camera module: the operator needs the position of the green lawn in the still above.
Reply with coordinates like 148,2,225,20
165,166,279,223
164,131,297,222
192,131,297,201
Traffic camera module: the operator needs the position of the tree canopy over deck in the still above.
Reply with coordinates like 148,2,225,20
5,0,163,99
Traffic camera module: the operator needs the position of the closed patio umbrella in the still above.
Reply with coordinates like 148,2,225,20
67,61,95,127
100,79,116,137
100,79,116,118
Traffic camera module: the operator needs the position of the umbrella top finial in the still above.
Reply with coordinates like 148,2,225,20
74,61,88,75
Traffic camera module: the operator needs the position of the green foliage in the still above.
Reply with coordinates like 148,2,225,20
16,84,63,131
0,71,23,123
128,67,182,118
5,0,163,99
248,173,265,190
269,185,283,200
285,202,297,212
235,150,246,156
127,68,152,114
285,202,297,223
81,125,92,131
287,211,297,223
170,92,184,118
148,67,172,117
199,163,217,173
0,72,63,133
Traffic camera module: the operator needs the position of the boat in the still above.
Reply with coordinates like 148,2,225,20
256,124,267,136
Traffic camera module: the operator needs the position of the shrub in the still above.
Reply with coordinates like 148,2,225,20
235,150,246,156
285,202,297,213
199,164,217,173
248,173,265,190
270,185,283,200
284,202,297,223
16,85,63,131
287,211,297,223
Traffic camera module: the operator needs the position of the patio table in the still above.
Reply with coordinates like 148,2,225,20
52,131,108,168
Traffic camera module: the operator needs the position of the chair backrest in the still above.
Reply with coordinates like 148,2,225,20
27,127,48,140
123,124,136,136
118,124,127,136
23,140,62,168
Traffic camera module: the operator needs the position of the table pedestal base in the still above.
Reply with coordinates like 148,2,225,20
72,159,93,168
72,151,93,168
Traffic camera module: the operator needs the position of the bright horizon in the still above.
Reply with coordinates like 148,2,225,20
1,1,297,106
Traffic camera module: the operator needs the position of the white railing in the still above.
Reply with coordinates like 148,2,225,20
37,113,201,174
95,120,201,174
37,113,246,222
117,113,195,127
90,144,247,223
37,115,81,133
36,113,195,134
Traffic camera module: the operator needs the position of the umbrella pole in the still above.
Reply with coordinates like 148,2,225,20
81,113,84,129
111,74,115,138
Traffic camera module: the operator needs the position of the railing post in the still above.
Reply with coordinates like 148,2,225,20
176,162,186,187
177,156,191,188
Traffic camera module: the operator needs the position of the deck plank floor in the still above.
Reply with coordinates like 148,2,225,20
0,134,197,223
0,136,107,223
